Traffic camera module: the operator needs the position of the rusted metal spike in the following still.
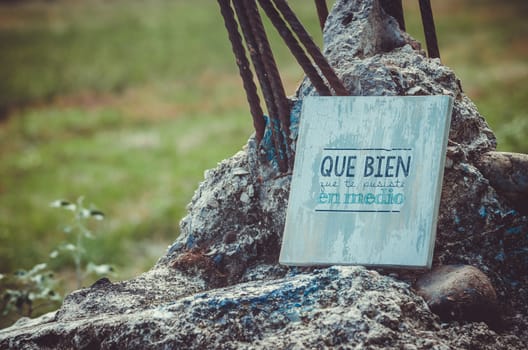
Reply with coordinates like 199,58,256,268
314,0,329,32
258,0,332,96
419,0,441,59
232,0,289,172
217,0,265,143
272,0,349,96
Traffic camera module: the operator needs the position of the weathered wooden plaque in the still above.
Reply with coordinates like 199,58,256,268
280,96,453,268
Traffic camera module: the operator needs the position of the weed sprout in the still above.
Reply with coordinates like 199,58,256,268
49,197,112,289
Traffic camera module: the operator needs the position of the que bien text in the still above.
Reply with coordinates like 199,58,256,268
320,155,411,178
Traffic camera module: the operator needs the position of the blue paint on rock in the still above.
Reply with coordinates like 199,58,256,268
479,206,487,218
213,254,223,265
506,226,523,235
185,234,197,249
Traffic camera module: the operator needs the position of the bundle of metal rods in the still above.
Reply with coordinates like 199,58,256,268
217,0,349,173
217,0,441,173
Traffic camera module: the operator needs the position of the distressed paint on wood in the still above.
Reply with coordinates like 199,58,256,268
280,96,453,268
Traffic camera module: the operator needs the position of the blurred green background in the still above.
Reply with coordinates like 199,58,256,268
0,0,526,325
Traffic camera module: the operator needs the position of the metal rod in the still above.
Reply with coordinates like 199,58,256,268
242,0,291,171
217,0,265,143
233,0,289,172
258,0,332,96
314,0,328,32
419,0,440,59
272,0,349,96
232,0,276,124
244,2,291,135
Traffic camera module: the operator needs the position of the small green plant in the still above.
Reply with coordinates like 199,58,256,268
50,197,113,289
0,197,113,328
0,263,60,320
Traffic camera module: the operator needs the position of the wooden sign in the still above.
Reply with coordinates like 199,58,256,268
280,96,453,268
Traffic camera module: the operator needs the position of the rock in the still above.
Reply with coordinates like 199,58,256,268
1,266,524,349
1,0,528,348
324,0,407,59
475,151,528,213
415,265,499,325
158,147,291,287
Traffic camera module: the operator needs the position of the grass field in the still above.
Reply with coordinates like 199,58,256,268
0,0,527,326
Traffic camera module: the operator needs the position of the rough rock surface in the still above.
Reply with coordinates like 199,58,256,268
1,0,527,348
2,266,524,350
475,151,528,213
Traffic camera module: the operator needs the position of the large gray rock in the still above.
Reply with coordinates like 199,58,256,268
1,267,524,349
1,0,527,348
